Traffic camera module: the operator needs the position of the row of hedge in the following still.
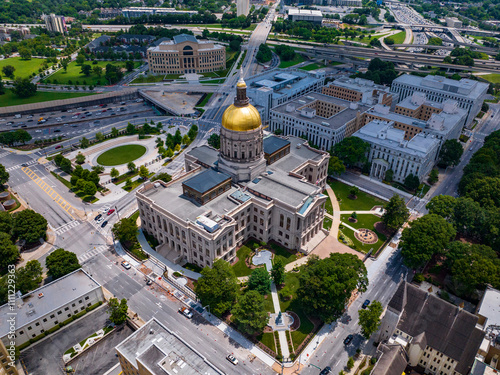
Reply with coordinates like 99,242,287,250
17,301,103,352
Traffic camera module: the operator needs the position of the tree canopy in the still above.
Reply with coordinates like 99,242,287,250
297,253,368,323
13,209,47,244
231,290,268,335
16,260,43,294
0,232,19,270
328,156,346,176
12,77,37,98
358,300,383,339
248,267,271,294
112,217,138,244
46,248,80,280
194,259,239,317
332,137,370,167
438,139,463,168
382,195,409,232
0,164,9,185
400,214,456,269
108,297,128,325
271,258,285,286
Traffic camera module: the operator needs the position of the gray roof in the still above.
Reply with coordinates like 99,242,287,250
476,286,500,328
116,318,224,375
182,169,231,194
389,282,484,374
371,344,408,375
173,34,198,44
88,35,111,48
121,34,155,41
0,269,100,338
186,145,219,168
152,37,171,47
263,135,290,155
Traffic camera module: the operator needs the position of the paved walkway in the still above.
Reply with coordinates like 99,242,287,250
341,221,359,234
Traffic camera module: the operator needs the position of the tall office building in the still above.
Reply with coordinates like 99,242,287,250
43,14,67,34
237,0,250,16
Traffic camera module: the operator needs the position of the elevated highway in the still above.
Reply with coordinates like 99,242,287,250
390,43,496,54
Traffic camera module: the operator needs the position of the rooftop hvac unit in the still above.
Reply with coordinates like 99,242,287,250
306,96,314,100
321,121,329,126
298,100,306,104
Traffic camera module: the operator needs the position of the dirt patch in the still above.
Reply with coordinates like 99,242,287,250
374,221,394,237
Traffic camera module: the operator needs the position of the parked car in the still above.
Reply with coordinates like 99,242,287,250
101,220,108,228
179,307,193,319
362,299,370,309
226,354,238,365
121,261,131,270
94,214,102,221
344,334,354,345
107,209,115,216
320,367,332,375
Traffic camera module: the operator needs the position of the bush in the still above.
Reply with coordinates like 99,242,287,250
72,310,86,320
173,271,182,278
17,341,31,351
46,325,60,334
347,357,355,369
29,333,45,344
370,357,377,365
86,301,103,312
414,273,424,283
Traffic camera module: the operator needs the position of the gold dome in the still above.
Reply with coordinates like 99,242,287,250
222,103,262,131
237,81,247,88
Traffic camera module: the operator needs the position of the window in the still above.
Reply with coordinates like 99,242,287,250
43,318,47,322
85,296,89,300
57,311,62,315
19,331,24,335
72,303,76,307
35,322,40,326
65,307,69,311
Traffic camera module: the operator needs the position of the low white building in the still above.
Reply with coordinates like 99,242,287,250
288,8,323,23
446,17,463,28
353,119,440,183
0,269,104,347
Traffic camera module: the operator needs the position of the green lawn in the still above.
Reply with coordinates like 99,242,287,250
198,93,213,107
325,195,333,215
123,178,144,192
279,272,315,350
232,245,254,277
257,332,276,353
481,74,500,84
45,61,141,86
0,57,46,79
278,54,307,68
299,63,325,71
323,217,332,230
329,179,385,211
390,31,406,45
340,214,387,254
0,90,94,107
270,242,298,266
97,145,147,166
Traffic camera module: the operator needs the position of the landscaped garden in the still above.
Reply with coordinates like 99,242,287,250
97,144,147,166
339,213,388,253
0,57,46,79
328,179,385,211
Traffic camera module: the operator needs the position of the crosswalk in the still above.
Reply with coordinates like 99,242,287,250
7,160,36,172
0,151,10,159
78,245,108,263
55,220,80,236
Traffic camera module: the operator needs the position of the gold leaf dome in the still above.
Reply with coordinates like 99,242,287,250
222,103,261,132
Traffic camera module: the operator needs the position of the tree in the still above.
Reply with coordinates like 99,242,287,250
207,133,220,149
426,195,456,220
298,254,368,323
60,157,72,174
271,258,285,286
93,66,102,77
400,214,456,269
0,211,13,234
428,169,439,185
80,137,90,148
349,186,359,198
384,169,394,182
127,162,136,173
95,132,105,142
19,47,31,60
187,125,197,141
13,209,47,244
0,164,9,185
332,137,370,167
61,59,68,72
438,139,463,168
46,248,80,280
382,195,409,232
12,78,36,98
112,217,138,243
256,43,272,63
75,153,85,164
83,181,97,196
2,65,15,78
328,156,345,176
0,232,19,270
139,165,149,180
125,60,135,72
358,300,383,339
0,76,5,96
14,129,32,144
464,177,500,208
194,259,239,316
80,64,92,76
351,211,357,221
248,267,271,294
110,168,119,180
76,179,86,192
232,290,268,335
404,174,420,191
126,123,135,135
347,357,355,369
92,165,104,174
124,178,133,189
16,260,43,294
76,54,85,65
182,134,190,145
111,127,119,138
107,297,128,325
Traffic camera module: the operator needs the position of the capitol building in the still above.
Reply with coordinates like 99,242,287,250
136,73,330,268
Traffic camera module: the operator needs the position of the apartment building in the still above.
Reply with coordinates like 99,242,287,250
43,14,67,34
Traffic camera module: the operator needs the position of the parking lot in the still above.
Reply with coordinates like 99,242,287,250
20,306,133,375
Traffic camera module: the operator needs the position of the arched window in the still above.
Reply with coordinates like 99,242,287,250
183,45,193,56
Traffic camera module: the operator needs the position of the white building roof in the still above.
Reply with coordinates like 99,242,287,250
477,286,500,328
